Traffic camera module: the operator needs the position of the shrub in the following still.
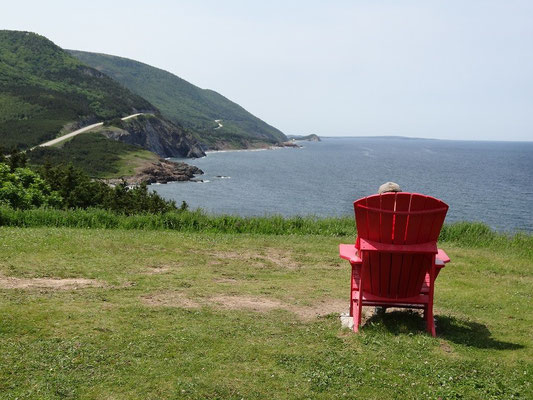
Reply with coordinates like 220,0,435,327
0,163,62,209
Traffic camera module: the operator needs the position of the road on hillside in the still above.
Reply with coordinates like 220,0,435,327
214,119,223,130
33,113,144,149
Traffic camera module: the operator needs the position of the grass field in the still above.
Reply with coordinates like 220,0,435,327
0,227,531,399
104,149,159,178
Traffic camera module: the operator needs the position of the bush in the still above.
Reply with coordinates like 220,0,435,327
0,161,178,215
0,164,62,209
37,163,178,214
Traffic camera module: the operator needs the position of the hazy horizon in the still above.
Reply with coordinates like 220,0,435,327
1,0,532,141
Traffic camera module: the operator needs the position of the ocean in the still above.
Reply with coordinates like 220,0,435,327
151,137,533,233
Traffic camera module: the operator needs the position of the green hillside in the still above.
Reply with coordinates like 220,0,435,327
27,132,156,178
69,50,287,149
0,31,156,150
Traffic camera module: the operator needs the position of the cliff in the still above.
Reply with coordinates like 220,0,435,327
102,115,205,158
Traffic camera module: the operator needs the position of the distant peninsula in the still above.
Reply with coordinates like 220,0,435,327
286,134,321,142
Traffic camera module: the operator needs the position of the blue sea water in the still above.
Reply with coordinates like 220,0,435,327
152,137,533,233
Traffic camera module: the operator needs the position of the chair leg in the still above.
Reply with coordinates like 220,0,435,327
349,298,354,317
352,300,360,333
425,305,436,337
357,299,363,328
426,263,437,337
349,271,354,317
352,295,364,333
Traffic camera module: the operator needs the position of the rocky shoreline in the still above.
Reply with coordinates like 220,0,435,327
102,159,203,186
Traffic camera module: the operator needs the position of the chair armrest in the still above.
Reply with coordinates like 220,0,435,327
359,238,437,254
437,248,451,264
339,244,362,264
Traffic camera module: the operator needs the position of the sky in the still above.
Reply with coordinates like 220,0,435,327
1,0,532,141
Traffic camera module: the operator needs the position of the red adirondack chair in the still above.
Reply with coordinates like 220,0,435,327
339,192,451,336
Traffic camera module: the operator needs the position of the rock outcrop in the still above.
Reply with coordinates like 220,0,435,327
102,159,203,186
279,141,302,148
102,115,205,158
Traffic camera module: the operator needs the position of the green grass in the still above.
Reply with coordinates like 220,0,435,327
0,207,531,253
110,148,159,178
0,227,531,399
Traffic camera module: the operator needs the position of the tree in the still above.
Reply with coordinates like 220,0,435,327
0,163,62,209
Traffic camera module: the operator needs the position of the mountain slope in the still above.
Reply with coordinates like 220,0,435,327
68,50,287,149
0,30,156,150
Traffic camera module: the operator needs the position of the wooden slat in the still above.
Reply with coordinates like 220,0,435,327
405,255,418,298
351,290,430,305
369,252,381,296
413,255,429,294
366,196,381,242
406,254,427,297
379,194,396,244
398,254,414,298
358,238,437,254
361,257,372,292
380,253,392,297
389,254,403,298
430,210,447,241
394,193,411,244
418,197,437,242
405,194,427,244
429,198,448,241
354,197,368,243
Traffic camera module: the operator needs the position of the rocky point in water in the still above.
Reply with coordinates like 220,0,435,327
103,159,203,186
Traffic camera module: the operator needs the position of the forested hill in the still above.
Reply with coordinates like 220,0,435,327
0,30,156,150
69,50,287,150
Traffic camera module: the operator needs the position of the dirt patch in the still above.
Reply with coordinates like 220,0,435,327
213,277,239,284
208,248,301,270
140,291,352,322
291,299,351,321
261,249,302,270
140,291,201,309
439,342,454,353
0,276,105,290
143,265,172,275
211,295,285,312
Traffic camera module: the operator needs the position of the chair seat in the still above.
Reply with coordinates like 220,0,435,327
351,289,430,306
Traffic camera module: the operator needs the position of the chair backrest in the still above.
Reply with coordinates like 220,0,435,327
354,192,448,299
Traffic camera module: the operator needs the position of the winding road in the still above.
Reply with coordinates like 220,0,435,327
33,113,144,149
214,119,223,130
